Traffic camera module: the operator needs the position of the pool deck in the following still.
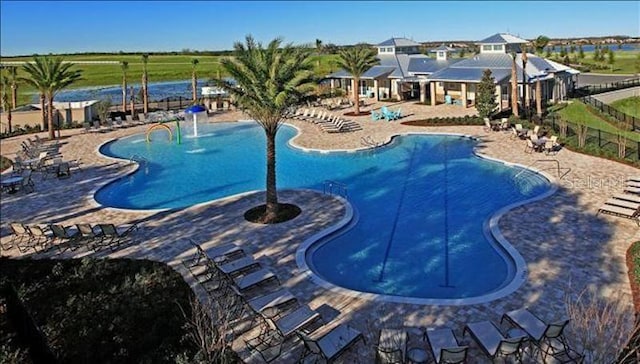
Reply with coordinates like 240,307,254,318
1,100,639,363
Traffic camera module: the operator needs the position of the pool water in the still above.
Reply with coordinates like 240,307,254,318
97,122,550,300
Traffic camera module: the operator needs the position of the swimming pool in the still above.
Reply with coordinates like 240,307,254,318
97,122,551,301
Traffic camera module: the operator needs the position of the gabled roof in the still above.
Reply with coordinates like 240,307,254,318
429,44,458,52
477,33,528,44
377,37,421,47
408,58,461,74
361,66,396,79
428,68,513,83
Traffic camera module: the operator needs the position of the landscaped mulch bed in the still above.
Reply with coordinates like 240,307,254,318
626,241,640,312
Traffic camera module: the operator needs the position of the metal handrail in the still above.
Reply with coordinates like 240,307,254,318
515,159,571,180
323,180,348,198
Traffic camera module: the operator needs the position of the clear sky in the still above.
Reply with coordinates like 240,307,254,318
1,1,638,56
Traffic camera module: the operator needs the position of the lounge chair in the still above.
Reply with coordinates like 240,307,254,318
627,181,640,188
426,328,468,364
6,223,30,252
234,268,279,293
463,321,527,362
262,304,321,339
296,324,364,363
376,329,407,364
596,203,639,226
76,224,105,251
50,224,83,253
57,162,71,179
628,176,640,183
603,198,640,210
502,308,580,362
245,328,284,363
613,193,640,203
624,186,640,194
217,256,261,277
97,223,138,250
245,288,298,314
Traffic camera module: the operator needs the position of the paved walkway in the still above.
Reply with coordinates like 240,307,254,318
1,102,639,363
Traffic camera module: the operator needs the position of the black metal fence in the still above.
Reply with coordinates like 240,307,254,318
572,77,640,97
581,95,640,131
541,114,640,164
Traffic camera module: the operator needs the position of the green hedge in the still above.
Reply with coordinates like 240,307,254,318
402,115,484,126
0,258,197,363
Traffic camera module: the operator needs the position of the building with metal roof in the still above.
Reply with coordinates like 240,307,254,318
326,32,578,114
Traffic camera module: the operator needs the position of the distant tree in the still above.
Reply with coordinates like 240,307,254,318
570,44,576,53
578,45,585,63
1,76,13,133
560,47,567,58
459,48,466,58
545,47,552,58
315,39,323,54
141,53,149,114
323,43,338,54
608,51,615,71
563,55,571,65
96,97,113,124
215,36,314,223
336,45,379,115
593,48,600,62
617,43,623,50
533,35,550,53
120,61,129,113
191,58,199,102
476,69,497,119
21,56,82,139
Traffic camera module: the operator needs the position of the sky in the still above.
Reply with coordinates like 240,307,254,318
1,1,639,56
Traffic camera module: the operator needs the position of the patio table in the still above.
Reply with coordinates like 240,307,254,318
1,176,24,193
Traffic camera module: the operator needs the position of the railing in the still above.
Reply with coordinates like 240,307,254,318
323,180,348,198
581,95,639,131
128,154,149,174
360,136,382,148
572,77,640,97
515,159,571,180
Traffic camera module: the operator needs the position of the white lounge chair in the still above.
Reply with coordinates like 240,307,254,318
463,321,527,362
426,328,468,364
297,324,364,363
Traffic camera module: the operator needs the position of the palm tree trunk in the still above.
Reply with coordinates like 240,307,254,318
46,93,55,139
264,128,279,222
7,110,12,133
354,77,360,115
192,72,197,102
511,57,519,117
11,85,17,109
122,76,127,113
536,79,543,117
39,94,46,132
142,73,149,114
130,86,135,118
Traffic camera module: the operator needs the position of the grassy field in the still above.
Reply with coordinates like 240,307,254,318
2,53,341,105
611,96,640,118
557,100,640,142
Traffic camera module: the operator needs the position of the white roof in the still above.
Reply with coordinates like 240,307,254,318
30,100,99,110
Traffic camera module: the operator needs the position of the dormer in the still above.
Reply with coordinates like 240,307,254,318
377,38,421,55
429,44,458,60
476,33,528,54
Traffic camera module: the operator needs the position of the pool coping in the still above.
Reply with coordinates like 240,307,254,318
293,130,558,306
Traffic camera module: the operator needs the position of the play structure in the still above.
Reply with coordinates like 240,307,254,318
184,104,207,137
145,121,182,144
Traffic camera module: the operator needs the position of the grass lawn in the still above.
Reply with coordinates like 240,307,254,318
3,53,341,106
611,96,640,118
557,101,640,142
544,50,639,74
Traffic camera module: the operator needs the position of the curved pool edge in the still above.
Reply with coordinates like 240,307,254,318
294,131,558,306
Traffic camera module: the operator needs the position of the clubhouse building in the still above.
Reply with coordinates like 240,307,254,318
327,33,579,113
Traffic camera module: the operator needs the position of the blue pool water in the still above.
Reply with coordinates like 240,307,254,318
97,122,551,300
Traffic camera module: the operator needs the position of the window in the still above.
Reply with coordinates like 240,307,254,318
379,48,385,53
493,45,503,51
438,51,445,58
482,45,492,52
445,82,462,91
387,47,394,53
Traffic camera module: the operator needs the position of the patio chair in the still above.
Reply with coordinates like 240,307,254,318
50,224,83,253
296,324,364,363
524,139,537,154
233,268,279,293
463,321,527,362
16,170,35,194
502,308,581,363
245,328,284,363
97,223,138,250
376,329,407,364
426,328,468,364
543,140,556,155
371,110,383,121
261,304,321,339
57,162,71,179
217,256,262,277
75,224,105,251
5,223,30,251
244,288,298,315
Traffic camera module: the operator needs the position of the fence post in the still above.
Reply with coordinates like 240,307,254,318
598,130,601,147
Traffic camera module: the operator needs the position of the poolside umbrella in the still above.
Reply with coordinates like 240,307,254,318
185,104,207,137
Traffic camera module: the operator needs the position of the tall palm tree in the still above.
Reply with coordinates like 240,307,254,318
521,47,529,116
21,56,82,139
120,61,129,113
1,76,13,133
510,52,519,117
191,58,199,102
216,36,314,223
315,38,323,67
8,66,18,109
141,53,149,114
336,45,378,115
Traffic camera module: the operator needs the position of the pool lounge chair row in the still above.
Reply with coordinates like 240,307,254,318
4,222,138,254
183,239,365,363
376,307,582,364
290,108,360,133
597,182,640,226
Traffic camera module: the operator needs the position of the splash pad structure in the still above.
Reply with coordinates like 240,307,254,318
184,105,208,137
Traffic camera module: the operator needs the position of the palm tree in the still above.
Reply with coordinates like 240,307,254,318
521,48,529,116
8,66,18,109
336,45,378,115
510,52,519,117
141,53,149,114
1,76,13,133
120,61,129,113
315,38,323,67
216,36,314,223
21,56,82,139
191,58,199,103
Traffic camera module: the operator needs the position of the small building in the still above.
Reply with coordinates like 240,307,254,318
1,100,99,133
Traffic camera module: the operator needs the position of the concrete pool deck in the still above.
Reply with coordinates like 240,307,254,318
1,101,639,362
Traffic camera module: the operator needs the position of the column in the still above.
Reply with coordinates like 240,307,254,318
374,79,380,101
495,85,502,111
430,82,436,106
461,83,468,108
419,81,427,103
